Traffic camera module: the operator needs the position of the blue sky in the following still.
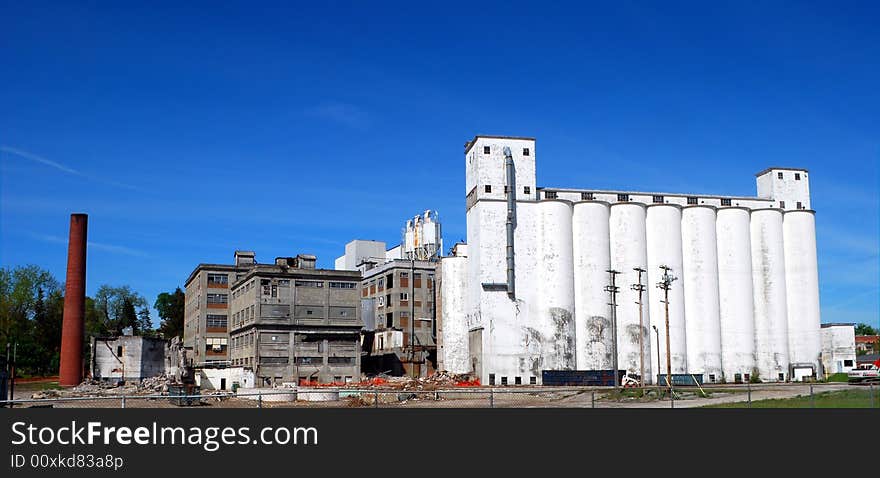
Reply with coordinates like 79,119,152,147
1,1,877,328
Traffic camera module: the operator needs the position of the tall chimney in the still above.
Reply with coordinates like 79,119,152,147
59,213,87,387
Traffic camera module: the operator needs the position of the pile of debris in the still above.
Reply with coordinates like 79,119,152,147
139,374,173,393
352,371,480,391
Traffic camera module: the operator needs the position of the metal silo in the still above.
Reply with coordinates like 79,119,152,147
783,210,822,380
646,204,688,376
537,200,576,371
716,207,756,382
572,201,612,370
609,202,653,382
681,205,723,382
750,208,790,382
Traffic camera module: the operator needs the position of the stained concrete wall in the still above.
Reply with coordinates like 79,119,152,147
92,336,170,382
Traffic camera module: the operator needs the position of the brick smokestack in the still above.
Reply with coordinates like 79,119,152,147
59,213,88,387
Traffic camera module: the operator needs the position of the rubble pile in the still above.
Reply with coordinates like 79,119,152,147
139,374,173,393
352,371,479,391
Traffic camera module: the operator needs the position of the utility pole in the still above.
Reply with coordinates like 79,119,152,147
652,325,661,394
656,265,677,392
605,269,621,390
631,267,647,389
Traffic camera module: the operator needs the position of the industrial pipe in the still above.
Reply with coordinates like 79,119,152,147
504,146,517,298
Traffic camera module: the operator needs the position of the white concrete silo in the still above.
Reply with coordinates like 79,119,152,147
536,200,576,371
646,204,687,376
751,208,790,382
439,254,470,374
572,201,613,370
716,207,756,382
681,205,723,382
609,202,653,381
783,210,822,379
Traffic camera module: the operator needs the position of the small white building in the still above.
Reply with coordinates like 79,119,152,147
820,323,857,376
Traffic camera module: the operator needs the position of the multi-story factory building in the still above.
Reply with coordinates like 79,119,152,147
441,135,822,385
358,258,438,377
184,251,255,365
336,211,442,377
227,255,362,386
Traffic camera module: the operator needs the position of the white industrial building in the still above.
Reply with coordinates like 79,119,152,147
820,324,856,376
440,135,822,385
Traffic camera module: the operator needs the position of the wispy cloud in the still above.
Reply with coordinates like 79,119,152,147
1,145,145,191
305,101,369,129
29,233,149,257
0,145,81,175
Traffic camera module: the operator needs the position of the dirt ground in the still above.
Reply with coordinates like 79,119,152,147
6,382,867,408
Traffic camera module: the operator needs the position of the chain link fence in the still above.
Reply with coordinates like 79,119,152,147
2,383,877,408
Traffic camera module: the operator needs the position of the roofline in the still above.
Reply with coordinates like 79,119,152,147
464,135,536,155
185,263,248,287
230,265,360,289
755,166,810,177
538,186,773,202
821,323,855,328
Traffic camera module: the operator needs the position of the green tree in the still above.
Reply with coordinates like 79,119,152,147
92,285,152,336
0,265,61,376
855,323,879,336
154,288,185,339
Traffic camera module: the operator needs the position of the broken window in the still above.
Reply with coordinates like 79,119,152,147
797,201,803,209
721,198,731,206
653,195,664,204
687,197,698,205
271,285,277,297
207,274,228,285
328,357,354,365
530,377,537,385
581,192,593,200
515,376,522,385
778,373,785,381
777,172,784,179
295,357,323,365
524,186,531,195
780,201,786,208
617,193,629,202
500,376,508,385
545,191,557,199
489,374,495,386
795,173,801,180
483,146,490,154
484,185,491,193
523,148,530,156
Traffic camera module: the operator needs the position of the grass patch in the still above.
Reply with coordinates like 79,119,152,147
704,389,878,408
12,381,62,393
825,373,849,383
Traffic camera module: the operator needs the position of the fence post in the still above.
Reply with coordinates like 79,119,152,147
374,391,379,408
870,383,875,409
810,384,814,409
489,389,494,408
747,381,751,408
121,395,126,409
591,391,595,409
258,393,262,409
